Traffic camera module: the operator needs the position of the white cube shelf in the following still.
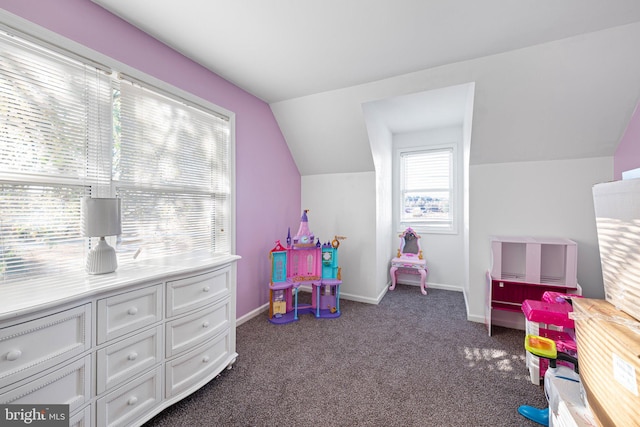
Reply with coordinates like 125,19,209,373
490,236,577,287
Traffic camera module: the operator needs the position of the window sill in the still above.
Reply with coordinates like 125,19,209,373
399,224,458,235
0,252,241,321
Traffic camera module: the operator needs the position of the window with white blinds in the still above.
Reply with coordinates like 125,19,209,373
0,28,232,283
0,30,112,280
399,147,454,231
115,81,230,260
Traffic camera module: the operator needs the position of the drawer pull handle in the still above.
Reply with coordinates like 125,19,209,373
202,356,210,363
202,321,210,328
128,307,138,315
203,286,210,292
128,396,138,406
128,352,138,361
6,349,22,361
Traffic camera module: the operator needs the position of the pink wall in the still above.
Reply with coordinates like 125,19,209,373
615,101,640,179
0,0,302,319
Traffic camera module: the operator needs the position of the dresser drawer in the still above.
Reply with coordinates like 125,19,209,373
97,325,163,394
165,330,231,397
166,266,231,317
97,285,162,344
0,304,91,387
69,404,92,427
165,297,230,358
96,365,162,427
0,354,91,414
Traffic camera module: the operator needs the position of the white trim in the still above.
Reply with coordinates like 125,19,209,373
0,9,235,121
341,291,385,305
0,8,238,270
236,303,269,326
393,141,459,235
0,253,241,320
0,18,111,73
300,285,387,305
392,277,464,293
466,313,485,324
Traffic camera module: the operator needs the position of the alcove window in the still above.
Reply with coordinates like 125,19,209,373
398,146,455,232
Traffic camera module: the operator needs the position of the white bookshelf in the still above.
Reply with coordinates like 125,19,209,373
490,236,577,287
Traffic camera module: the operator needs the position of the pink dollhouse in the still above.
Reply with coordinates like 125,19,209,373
268,210,344,324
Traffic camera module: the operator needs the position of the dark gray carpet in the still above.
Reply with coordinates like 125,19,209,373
144,285,547,426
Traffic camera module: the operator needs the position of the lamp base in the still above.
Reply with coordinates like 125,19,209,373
86,237,118,274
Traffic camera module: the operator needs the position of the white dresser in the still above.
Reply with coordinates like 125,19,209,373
0,254,239,427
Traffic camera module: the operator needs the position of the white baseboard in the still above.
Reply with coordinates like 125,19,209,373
299,284,385,305
340,291,384,305
394,274,463,293
428,282,463,292
396,279,463,293
237,303,268,326
237,282,467,325
466,313,485,323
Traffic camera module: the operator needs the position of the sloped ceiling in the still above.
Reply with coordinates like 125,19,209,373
91,0,640,174
92,0,640,104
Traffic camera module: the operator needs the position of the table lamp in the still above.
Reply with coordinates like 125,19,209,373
81,197,122,274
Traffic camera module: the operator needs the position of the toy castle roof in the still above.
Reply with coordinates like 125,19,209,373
291,209,312,245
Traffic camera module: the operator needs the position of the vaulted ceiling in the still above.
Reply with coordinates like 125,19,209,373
92,0,640,104
92,0,640,174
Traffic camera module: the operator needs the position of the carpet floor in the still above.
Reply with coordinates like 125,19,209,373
144,285,547,426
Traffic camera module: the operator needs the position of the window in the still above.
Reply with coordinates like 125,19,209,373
0,28,232,283
398,146,455,232
0,30,112,280
115,80,230,259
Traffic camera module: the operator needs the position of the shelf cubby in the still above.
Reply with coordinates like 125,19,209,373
490,236,577,287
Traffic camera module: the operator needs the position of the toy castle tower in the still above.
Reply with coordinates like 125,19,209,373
292,209,316,247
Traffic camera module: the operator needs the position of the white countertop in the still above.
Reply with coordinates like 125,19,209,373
0,252,241,321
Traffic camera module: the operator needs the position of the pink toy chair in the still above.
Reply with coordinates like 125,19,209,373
389,228,428,295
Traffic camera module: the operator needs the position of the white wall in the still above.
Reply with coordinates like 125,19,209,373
393,126,465,291
362,104,395,298
467,156,613,322
301,172,380,303
276,24,638,321
462,85,474,301
272,23,640,175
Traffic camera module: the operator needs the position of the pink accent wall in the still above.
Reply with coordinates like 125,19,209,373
615,101,640,180
0,0,301,319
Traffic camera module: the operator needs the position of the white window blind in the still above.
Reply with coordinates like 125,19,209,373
0,27,233,283
116,80,231,261
0,30,112,280
400,148,454,230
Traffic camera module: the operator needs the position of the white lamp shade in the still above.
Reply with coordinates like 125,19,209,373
81,198,122,237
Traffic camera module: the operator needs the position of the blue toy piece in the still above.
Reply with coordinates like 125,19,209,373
517,406,549,426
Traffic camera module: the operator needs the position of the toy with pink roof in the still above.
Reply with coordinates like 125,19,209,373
268,210,345,324
522,291,582,385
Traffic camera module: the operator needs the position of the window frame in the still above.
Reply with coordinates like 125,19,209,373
113,77,232,262
0,16,236,283
394,143,458,235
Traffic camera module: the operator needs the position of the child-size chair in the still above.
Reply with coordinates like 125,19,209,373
389,227,428,295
